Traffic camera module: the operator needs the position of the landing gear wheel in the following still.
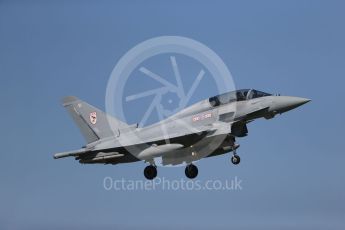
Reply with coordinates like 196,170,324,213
144,165,157,180
185,164,198,179
231,155,241,165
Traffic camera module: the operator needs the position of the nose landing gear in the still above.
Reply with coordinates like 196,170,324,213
230,137,241,165
231,154,241,165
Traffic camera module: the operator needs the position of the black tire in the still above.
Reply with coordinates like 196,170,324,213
185,164,199,179
231,155,241,165
144,165,157,180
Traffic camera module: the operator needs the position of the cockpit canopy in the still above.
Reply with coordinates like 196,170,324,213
209,89,272,107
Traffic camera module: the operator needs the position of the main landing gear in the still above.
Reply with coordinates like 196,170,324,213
143,163,199,180
185,164,198,179
144,165,157,180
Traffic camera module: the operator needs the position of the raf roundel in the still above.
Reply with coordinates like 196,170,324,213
89,112,97,125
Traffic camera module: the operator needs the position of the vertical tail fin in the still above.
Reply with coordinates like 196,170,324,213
62,96,129,144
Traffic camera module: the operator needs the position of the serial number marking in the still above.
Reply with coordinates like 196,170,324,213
192,113,212,122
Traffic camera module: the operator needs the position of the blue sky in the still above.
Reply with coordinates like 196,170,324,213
0,0,344,229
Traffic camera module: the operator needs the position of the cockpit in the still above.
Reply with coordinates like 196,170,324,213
209,89,272,107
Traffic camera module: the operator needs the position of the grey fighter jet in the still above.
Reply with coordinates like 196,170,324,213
54,89,310,180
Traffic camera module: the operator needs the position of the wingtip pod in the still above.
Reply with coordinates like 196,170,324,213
62,96,80,106
53,148,89,159
53,153,65,159
53,152,70,159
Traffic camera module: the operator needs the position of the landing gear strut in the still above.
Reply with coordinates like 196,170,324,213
144,165,157,180
230,137,241,165
185,164,198,179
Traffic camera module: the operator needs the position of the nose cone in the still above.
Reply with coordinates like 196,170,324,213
271,96,311,114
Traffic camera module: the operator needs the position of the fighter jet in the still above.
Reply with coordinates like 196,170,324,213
54,89,310,180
